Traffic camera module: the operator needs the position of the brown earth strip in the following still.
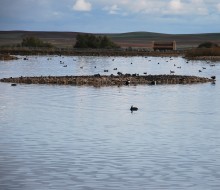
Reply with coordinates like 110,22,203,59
0,75,214,87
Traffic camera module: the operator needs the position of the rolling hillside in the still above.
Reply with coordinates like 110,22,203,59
0,31,220,49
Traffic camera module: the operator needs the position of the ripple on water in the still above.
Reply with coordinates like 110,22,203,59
0,56,220,189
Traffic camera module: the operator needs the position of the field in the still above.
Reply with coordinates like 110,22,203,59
0,31,220,49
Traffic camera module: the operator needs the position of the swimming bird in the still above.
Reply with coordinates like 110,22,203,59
130,105,138,112
199,70,202,72
117,72,123,76
211,76,216,80
170,70,175,74
11,83,17,86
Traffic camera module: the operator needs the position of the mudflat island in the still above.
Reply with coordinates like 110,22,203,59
0,74,215,86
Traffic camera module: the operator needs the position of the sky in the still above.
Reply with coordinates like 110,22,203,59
0,0,220,34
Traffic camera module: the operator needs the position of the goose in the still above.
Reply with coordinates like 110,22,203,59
130,105,138,111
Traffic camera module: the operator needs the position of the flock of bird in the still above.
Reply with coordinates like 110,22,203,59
22,55,217,112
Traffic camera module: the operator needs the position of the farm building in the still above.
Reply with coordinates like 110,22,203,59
153,41,176,51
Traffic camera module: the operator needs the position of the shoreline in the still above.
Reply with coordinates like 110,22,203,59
1,49,220,61
0,48,183,57
0,75,214,86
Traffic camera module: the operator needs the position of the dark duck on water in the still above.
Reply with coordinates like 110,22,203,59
130,105,138,112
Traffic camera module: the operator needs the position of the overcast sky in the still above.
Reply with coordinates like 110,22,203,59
0,0,220,34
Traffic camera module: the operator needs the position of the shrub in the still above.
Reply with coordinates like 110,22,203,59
198,42,219,48
21,36,53,48
74,34,120,49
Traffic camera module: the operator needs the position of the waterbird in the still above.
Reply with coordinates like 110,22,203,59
113,68,117,70
125,80,130,85
130,105,138,112
143,72,147,75
80,66,83,69
211,76,216,80
94,74,101,77
199,70,202,72
150,81,156,85
202,67,206,69
11,83,17,86
170,70,175,74
117,72,123,76
104,69,108,72
63,65,67,67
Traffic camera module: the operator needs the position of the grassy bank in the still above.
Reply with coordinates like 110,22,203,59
185,47,220,60
0,47,183,57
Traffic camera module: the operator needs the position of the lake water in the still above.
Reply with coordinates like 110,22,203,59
0,55,220,190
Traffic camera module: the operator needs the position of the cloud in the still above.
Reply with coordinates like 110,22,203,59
103,4,120,14
170,0,183,11
97,0,212,16
73,0,92,11
217,3,220,12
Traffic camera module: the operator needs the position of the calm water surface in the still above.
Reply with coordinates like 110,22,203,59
0,56,220,189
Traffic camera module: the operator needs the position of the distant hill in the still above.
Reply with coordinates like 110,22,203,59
0,30,220,49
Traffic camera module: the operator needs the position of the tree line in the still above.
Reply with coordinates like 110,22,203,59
18,34,120,49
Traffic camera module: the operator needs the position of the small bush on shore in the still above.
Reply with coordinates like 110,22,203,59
21,36,53,48
74,34,120,49
198,42,219,48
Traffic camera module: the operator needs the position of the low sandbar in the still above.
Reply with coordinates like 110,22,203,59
0,74,214,86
